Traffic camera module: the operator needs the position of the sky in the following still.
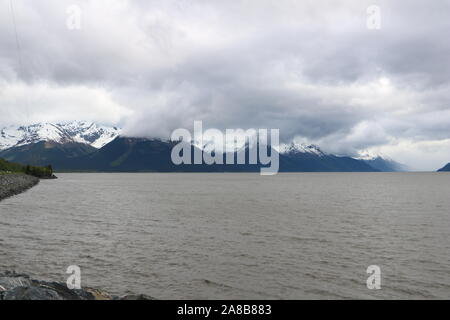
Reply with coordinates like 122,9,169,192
1,0,450,170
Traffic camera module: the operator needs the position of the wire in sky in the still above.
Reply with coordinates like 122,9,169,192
9,0,23,73
9,0,30,123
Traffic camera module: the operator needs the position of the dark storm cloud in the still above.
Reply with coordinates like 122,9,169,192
1,0,450,169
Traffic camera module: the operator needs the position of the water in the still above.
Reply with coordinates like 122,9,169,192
0,173,449,299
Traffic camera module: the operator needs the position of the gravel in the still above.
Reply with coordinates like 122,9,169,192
0,174,39,202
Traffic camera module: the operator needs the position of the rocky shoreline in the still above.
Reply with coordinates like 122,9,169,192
0,271,153,300
0,174,40,202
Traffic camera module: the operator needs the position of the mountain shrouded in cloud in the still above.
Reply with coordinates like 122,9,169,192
1,0,450,170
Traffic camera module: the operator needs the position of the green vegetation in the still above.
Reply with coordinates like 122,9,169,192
0,158,54,178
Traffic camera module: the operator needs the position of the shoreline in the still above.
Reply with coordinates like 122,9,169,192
0,174,40,202
0,271,153,300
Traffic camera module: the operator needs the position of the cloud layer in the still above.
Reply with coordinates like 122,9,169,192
1,0,450,170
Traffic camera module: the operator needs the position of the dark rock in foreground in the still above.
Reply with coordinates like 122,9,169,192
0,271,154,300
0,174,39,202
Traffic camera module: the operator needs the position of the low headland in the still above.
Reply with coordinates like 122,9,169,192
0,271,153,300
0,158,56,202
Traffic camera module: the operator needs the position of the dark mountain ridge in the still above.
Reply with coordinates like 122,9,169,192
1,137,380,172
0,141,96,169
438,163,450,172
361,156,408,172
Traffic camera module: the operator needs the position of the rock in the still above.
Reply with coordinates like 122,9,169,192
84,288,112,300
3,286,63,300
0,271,33,292
119,294,156,300
0,271,154,300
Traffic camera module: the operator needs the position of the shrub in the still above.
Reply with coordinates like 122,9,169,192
0,158,54,178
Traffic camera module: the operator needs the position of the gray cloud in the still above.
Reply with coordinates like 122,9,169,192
1,0,450,170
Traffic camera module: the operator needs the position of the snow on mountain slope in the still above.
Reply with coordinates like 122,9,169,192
0,121,121,150
355,150,408,172
279,142,327,157
355,150,387,161
58,121,121,148
199,140,329,156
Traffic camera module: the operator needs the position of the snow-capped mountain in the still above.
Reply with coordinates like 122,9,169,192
0,121,121,150
200,140,329,157
279,142,327,157
355,151,408,172
355,150,387,161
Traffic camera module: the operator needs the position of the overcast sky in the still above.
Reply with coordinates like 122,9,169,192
1,0,450,170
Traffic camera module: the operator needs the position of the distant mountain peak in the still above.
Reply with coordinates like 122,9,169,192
355,150,392,161
355,151,408,172
279,142,326,157
0,121,121,150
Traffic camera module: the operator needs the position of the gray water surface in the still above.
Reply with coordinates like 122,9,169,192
0,173,449,299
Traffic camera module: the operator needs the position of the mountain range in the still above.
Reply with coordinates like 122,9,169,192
0,121,120,150
0,121,411,172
